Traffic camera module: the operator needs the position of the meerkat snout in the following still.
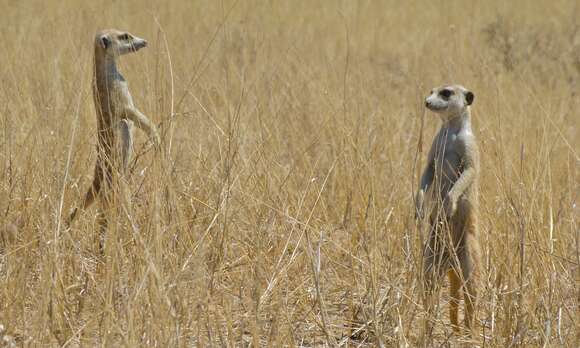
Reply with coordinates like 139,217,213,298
131,37,147,51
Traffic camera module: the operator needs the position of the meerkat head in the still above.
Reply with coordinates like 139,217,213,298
95,29,147,57
425,85,474,120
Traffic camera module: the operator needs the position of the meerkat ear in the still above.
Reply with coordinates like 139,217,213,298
465,91,474,105
99,35,111,49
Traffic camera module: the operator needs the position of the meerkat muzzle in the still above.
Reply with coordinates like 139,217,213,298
131,39,147,52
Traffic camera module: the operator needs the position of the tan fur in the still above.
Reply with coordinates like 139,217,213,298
66,29,160,236
416,84,482,340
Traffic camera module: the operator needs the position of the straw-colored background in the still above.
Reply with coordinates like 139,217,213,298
0,0,578,346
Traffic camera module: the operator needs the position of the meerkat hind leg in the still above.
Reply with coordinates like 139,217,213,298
448,269,461,333
459,235,480,335
422,233,449,344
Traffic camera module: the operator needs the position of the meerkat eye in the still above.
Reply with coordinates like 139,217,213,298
440,89,453,99
118,33,130,41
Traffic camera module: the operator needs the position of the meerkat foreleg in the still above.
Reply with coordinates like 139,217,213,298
449,165,476,199
416,138,436,220
415,190,426,220
123,107,160,147
445,145,478,216
445,167,475,216
416,162,434,219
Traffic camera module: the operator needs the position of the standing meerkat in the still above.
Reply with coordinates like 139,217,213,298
415,84,482,338
67,29,160,232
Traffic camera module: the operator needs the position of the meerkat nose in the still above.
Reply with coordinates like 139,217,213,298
142,40,148,47
425,101,429,107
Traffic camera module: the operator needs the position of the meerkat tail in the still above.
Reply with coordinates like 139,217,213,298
66,167,104,227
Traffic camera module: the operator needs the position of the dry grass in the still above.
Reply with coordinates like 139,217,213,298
0,0,578,346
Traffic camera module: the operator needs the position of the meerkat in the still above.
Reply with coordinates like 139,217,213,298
415,84,482,338
67,29,160,233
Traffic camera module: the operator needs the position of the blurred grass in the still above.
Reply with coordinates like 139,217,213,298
0,0,578,346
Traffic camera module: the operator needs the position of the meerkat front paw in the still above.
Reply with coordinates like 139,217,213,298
444,194,457,217
150,129,161,148
415,190,425,220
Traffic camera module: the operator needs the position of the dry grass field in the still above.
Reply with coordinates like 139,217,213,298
0,0,578,346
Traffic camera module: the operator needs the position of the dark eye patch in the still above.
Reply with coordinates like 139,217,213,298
439,89,453,98
118,33,130,41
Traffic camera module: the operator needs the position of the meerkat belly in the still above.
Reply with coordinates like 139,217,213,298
115,119,135,172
